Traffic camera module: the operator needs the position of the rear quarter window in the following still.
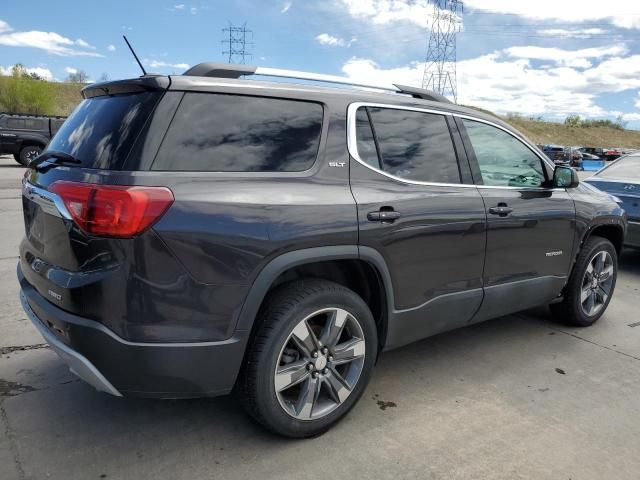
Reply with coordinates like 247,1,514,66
152,93,323,172
46,92,161,170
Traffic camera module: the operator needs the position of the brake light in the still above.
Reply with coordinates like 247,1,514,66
49,181,174,238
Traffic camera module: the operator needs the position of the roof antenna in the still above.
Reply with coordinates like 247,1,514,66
122,35,147,76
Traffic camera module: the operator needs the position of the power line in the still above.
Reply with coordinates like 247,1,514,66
222,22,253,64
423,0,463,103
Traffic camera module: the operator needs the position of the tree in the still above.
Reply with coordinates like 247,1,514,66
66,69,89,83
564,115,581,127
0,64,54,115
98,72,110,82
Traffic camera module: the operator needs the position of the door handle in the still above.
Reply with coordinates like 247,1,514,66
367,209,402,222
488,204,513,217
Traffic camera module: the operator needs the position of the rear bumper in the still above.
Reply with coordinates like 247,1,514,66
19,266,249,399
21,291,123,396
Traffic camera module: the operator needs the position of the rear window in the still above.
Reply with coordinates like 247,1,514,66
46,92,161,169
152,93,323,172
358,106,460,184
596,155,640,181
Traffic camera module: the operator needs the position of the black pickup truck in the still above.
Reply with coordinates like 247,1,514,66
0,113,66,165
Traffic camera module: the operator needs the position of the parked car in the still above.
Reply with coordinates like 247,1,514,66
584,153,640,248
18,65,627,438
565,146,583,168
579,147,605,159
0,113,66,165
543,144,569,165
581,152,601,161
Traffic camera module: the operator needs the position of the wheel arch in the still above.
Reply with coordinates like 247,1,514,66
234,246,395,350
582,222,625,257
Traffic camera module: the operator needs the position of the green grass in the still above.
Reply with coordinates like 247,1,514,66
0,76,84,116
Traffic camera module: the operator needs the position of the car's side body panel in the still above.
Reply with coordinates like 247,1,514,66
16,74,627,399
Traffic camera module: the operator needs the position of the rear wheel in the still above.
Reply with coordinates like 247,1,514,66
551,236,617,326
18,145,42,166
239,279,377,438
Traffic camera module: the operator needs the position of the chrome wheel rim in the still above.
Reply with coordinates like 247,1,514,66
580,250,614,317
274,308,366,420
25,149,40,162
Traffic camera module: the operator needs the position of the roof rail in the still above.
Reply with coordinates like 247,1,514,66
393,84,453,104
182,63,451,103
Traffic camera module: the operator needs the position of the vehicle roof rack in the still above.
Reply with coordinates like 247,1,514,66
182,63,452,104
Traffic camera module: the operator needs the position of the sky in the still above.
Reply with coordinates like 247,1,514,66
1,0,640,127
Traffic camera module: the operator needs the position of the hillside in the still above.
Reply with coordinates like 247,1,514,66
504,116,640,149
0,76,84,116
3,77,640,148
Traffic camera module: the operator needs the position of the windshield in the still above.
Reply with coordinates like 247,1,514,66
596,155,640,182
46,92,161,170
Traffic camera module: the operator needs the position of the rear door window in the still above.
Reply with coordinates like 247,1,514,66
361,107,461,184
46,92,162,169
152,93,323,172
24,119,45,130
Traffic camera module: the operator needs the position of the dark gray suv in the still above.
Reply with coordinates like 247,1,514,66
18,64,627,437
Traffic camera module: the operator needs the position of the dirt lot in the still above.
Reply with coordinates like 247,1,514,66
1,156,639,479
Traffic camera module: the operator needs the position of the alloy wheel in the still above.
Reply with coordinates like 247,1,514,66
580,250,614,317
274,307,366,420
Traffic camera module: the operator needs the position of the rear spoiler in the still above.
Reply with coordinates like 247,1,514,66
82,76,170,99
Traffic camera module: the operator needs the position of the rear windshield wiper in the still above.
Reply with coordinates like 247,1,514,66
29,150,82,170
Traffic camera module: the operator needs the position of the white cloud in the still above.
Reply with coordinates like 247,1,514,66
505,45,628,69
190,6,197,14
537,28,606,39
107,44,116,52
0,20,102,57
464,0,640,29
316,33,351,47
281,1,292,13
75,38,95,49
0,65,54,81
337,0,456,28
173,4,185,9
64,67,78,74
341,47,640,120
143,59,189,70
0,20,11,34
635,93,640,109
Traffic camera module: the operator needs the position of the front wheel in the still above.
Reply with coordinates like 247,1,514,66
238,279,377,438
551,236,617,326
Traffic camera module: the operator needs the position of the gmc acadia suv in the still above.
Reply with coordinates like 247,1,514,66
18,64,627,438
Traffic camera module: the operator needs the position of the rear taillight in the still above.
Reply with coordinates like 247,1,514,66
49,181,174,238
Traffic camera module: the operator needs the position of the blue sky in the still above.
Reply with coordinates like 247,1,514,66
1,0,640,127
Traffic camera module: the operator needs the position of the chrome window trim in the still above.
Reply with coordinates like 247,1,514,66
22,181,72,220
347,102,560,191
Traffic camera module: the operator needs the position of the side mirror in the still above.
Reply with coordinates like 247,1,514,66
553,166,579,188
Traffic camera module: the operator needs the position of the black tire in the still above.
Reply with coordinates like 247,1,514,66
551,236,617,327
18,145,42,166
238,279,378,438
13,153,20,164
